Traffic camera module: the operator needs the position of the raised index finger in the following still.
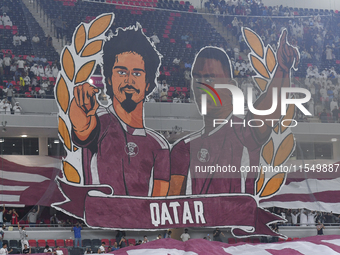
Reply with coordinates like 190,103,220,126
279,29,288,48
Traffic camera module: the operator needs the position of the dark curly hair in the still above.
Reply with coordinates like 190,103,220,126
102,24,162,100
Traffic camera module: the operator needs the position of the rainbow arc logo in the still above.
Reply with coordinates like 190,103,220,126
197,82,222,106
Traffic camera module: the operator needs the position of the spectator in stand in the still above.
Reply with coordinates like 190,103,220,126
38,65,45,78
112,242,119,251
180,229,190,242
44,245,52,253
1,13,11,27
307,211,317,226
3,54,11,79
71,222,82,247
52,64,59,78
332,106,339,123
97,243,105,254
0,243,12,255
50,214,58,227
107,247,112,252
157,234,162,240
319,109,328,123
32,34,40,44
46,35,53,47
17,57,25,76
115,230,125,247
22,244,30,254
300,209,308,226
172,89,180,103
150,32,160,44
84,248,92,254
142,235,148,244
119,237,126,249
6,85,13,103
54,246,63,255
18,222,28,250
0,206,5,226
160,88,168,102
213,228,225,242
10,209,18,225
13,33,21,47
27,206,39,227
291,210,300,226
316,221,325,235
0,224,5,248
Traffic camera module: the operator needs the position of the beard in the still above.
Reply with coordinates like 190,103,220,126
120,93,138,113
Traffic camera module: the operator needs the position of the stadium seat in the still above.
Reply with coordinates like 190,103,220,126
287,237,293,241
293,237,299,241
65,239,74,247
91,239,101,248
37,240,46,248
168,87,175,92
56,239,65,247
28,240,37,248
101,239,109,246
11,248,20,254
9,240,19,248
109,239,116,246
82,239,91,248
127,239,135,245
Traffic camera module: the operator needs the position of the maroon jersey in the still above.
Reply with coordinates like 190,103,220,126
171,116,262,195
73,105,170,196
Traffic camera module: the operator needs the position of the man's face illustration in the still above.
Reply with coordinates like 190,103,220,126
109,51,150,113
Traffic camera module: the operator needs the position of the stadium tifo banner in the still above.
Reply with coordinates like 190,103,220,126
113,236,340,255
49,12,329,236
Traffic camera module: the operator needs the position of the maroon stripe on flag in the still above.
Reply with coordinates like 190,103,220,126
261,191,340,203
266,248,304,255
0,190,23,195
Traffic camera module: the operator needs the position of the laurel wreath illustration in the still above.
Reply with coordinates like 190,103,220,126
54,13,114,185
242,27,296,199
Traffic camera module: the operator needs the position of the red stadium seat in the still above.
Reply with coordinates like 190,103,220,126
167,92,172,97
0,25,4,29
170,39,176,43
5,25,11,30
164,30,170,34
12,25,18,30
109,239,116,246
65,239,73,247
287,237,293,241
28,240,37,247
293,237,299,241
181,87,188,92
176,87,182,92
56,239,65,247
35,87,40,92
101,239,109,246
169,16,174,21
162,34,169,38
37,240,46,248
25,92,32,98
127,239,136,246
168,87,175,92
49,77,55,82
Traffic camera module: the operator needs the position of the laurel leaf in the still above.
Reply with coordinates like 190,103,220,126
74,24,86,54
256,167,265,194
58,117,71,151
63,161,80,184
266,46,276,73
281,104,295,133
56,76,69,114
250,55,270,79
262,138,274,165
75,61,96,84
81,40,103,57
243,28,264,58
273,134,294,167
260,173,285,197
62,48,75,81
254,77,268,92
88,14,113,39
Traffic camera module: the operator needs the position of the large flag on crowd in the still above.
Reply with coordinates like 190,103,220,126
109,236,340,255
